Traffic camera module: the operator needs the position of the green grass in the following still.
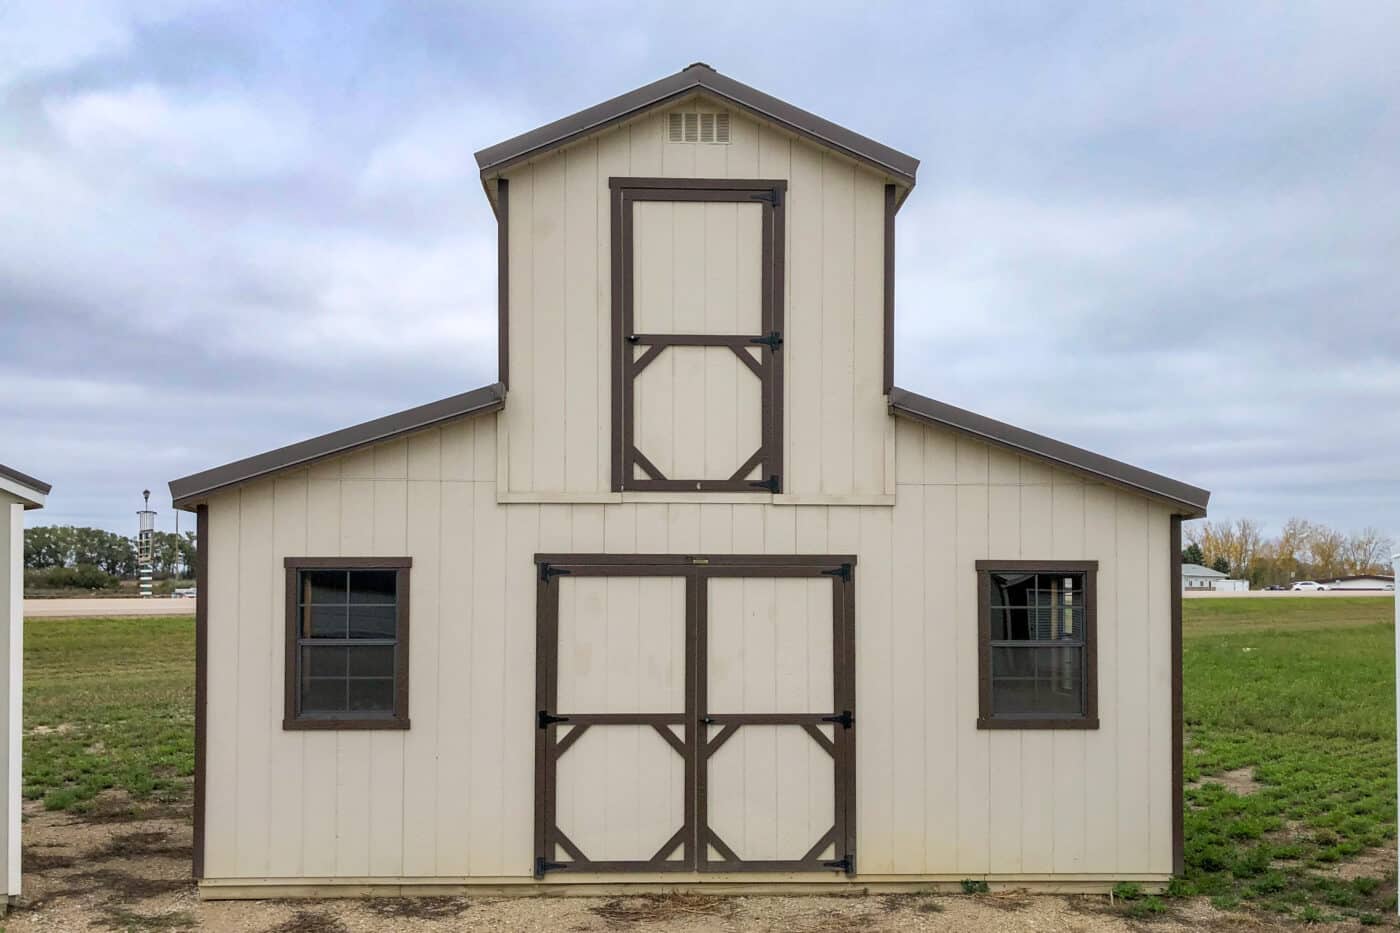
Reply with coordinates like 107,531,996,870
1179,596,1397,922
24,616,194,812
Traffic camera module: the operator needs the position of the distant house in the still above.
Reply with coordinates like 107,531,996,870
1320,574,1395,591
1181,563,1228,590
0,463,49,912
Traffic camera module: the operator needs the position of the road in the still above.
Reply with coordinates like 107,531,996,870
24,597,196,619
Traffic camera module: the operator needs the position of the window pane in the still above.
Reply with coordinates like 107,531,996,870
304,646,348,678
348,645,394,678
301,570,347,604
348,605,396,639
302,677,347,713
304,605,348,639
348,678,394,712
349,570,397,604
990,645,1083,717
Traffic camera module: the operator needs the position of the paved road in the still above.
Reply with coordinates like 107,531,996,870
24,597,197,619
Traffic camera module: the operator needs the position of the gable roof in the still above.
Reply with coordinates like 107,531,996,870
474,62,919,190
888,387,1210,518
1181,563,1227,578
169,383,505,509
0,463,50,510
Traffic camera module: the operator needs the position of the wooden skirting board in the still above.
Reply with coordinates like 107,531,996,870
199,875,1172,900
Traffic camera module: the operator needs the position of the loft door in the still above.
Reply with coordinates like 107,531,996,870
610,179,785,493
533,555,855,877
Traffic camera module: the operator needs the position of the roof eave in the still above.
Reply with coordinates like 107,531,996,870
474,64,919,191
0,464,50,509
888,387,1210,519
168,383,505,510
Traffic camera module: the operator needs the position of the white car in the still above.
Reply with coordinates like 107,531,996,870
172,586,198,599
1290,581,1329,592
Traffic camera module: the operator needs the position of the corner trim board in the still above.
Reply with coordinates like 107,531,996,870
192,504,208,879
1171,515,1184,876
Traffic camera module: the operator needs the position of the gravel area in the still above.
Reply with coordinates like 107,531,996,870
2,797,1358,932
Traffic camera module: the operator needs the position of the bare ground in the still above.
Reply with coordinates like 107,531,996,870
4,796,1387,932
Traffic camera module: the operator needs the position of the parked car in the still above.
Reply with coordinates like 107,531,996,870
1290,581,1329,592
172,586,197,599
1263,584,1288,591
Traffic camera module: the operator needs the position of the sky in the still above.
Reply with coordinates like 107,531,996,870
2,1,1397,543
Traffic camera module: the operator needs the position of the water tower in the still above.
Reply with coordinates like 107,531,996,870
137,489,156,598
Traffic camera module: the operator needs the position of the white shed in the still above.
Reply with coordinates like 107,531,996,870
1321,575,1394,591
0,464,49,911
1181,563,1228,590
170,63,1210,898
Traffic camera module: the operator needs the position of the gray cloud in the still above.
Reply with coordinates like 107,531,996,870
2,1,1397,545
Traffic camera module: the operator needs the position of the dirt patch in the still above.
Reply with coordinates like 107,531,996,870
94,904,197,930
27,722,77,736
590,892,732,924
1327,846,1394,882
1190,766,1261,796
265,909,350,933
879,892,944,913
362,896,472,920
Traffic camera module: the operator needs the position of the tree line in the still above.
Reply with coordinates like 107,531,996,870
1184,518,1394,587
24,525,196,579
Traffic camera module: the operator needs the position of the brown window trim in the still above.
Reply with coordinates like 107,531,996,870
975,559,1099,730
283,556,412,731
609,177,786,494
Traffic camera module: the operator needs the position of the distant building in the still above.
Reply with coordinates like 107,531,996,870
1320,574,1395,591
1182,563,1228,590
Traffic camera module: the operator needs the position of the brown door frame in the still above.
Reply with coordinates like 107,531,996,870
609,178,786,494
533,554,856,877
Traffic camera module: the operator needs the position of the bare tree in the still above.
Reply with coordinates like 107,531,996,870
1341,527,1394,575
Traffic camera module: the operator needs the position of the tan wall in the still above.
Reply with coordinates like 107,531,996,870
499,99,893,502
202,412,1174,882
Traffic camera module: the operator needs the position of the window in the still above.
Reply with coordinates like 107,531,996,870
283,557,411,729
976,561,1098,729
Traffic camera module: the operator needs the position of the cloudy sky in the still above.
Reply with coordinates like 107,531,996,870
3,1,1397,542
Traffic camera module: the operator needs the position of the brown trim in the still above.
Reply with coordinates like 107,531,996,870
533,554,856,876
976,561,1100,731
282,558,413,731
882,184,895,395
169,383,504,509
890,388,1210,518
1170,515,1184,876
0,463,51,496
191,504,208,880
611,179,785,494
476,63,919,187
497,178,510,388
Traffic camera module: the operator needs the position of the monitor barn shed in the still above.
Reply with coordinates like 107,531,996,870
170,63,1210,899
0,464,49,911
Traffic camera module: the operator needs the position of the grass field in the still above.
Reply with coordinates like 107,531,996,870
20,599,1399,923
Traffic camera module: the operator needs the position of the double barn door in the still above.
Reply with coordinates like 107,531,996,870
533,555,855,877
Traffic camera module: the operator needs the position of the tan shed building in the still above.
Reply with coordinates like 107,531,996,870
1,464,49,911
170,63,1209,899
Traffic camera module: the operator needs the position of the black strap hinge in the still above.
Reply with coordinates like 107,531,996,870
748,474,780,493
535,856,568,877
749,188,782,207
539,562,572,583
822,710,854,729
822,562,853,582
823,855,854,873
538,710,570,729
748,331,783,351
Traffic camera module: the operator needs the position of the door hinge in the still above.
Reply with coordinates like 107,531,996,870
535,856,568,878
749,188,782,207
823,855,854,874
539,562,572,583
748,331,783,351
822,710,854,729
822,562,853,582
538,710,570,729
748,474,780,494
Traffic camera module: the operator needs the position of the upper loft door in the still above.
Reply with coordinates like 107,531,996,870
610,178,785,493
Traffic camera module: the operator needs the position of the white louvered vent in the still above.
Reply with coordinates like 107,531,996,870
666,110,731,144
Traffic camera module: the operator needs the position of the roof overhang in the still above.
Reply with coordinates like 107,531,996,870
475,63,919,205
889,387,1210,518
0,463,50,510
168,383,505,510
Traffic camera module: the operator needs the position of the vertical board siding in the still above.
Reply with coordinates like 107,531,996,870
500,108,890,500
203,418,1173,880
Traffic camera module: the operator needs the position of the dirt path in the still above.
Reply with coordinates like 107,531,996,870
1,797,1357,932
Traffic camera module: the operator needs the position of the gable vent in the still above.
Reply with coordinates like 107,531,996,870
666,110,730,144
